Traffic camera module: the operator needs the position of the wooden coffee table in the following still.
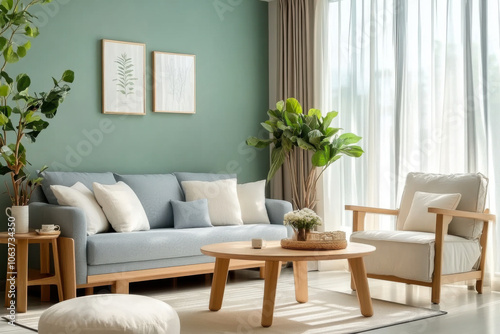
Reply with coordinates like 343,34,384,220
201,241,376,327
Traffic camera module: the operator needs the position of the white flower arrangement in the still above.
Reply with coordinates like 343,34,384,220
283,208,322,230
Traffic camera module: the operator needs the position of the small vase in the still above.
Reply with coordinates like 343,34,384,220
6,205,29,234
294,228,310,242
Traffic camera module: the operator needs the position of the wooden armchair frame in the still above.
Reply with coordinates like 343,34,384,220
345,205,495,304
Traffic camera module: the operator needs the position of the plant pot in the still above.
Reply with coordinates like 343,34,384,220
6,205,29,234
293,228,310,242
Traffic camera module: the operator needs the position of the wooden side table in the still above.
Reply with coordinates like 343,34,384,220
1,231,63,313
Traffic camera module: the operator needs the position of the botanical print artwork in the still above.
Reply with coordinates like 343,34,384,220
102,40,145,115
153,52,196,113
113,53,138,96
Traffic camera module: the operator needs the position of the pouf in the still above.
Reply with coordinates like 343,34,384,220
38,294,180,334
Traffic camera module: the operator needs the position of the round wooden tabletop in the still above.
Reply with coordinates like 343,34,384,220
201,241,375,262
0,231,60,242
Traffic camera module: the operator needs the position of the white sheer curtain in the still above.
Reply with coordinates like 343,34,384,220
319,0,500,279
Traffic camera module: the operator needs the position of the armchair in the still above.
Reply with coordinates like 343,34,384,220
346,172,495,304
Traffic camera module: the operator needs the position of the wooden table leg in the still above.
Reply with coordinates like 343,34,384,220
5,261,11,308
348,257,373,317
16,239,28,313
261,260,281,327
40,242,50,302
293,261,308,303
51,240,64,302
209,258,230,311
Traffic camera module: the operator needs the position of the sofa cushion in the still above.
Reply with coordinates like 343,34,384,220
237,180,270,224
173,172,236,199
181,179,243,226
40,171,116,205
113,174,183,228
171,199,213,229
402,191,462,233
93,182,150,232
351,230,481,282
87,225,288,266
50,182,109,235
397,172,488,239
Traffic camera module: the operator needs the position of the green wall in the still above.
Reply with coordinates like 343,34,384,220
0,0,270,223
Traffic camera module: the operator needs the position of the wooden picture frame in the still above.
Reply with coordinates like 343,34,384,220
153,51,196,113
102,39,146,115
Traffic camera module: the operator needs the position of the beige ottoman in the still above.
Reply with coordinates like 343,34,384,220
38,294,180,334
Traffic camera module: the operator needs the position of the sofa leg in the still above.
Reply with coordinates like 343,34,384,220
85,287,94,296
58,237,77,300
259,267,265,279
112,280,129,294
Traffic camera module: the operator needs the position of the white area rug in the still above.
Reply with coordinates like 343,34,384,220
4,280,445,333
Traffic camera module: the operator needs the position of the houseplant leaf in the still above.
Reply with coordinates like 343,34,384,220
321,111,339,131
268,146,286,181
308,108,322,119
339,133,362,145
16,73,31,92
286,97,303,114
246,137,272,149
62,70,75,83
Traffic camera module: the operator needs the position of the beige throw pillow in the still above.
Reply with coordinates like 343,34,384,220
237,180,270,224
93,181,150,232
403,191,462,233
51,182,109,236
181,179,243,226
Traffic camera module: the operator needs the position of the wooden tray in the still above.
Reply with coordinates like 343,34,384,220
281,238,347,250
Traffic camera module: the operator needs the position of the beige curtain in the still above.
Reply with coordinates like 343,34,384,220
271,0,316,209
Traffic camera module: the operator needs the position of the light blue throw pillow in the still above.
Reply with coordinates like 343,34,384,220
171,199,213,229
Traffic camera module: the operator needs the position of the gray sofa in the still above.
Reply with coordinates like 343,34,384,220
29,171,292,297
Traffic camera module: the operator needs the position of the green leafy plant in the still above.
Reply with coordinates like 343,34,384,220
113,53,137,96
0,0,74,205
246,98,363,210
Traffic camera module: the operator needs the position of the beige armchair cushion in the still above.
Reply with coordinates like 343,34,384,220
402,191,461,233
351,230,481,282
397,173,488,239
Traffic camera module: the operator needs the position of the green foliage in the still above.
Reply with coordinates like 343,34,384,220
113,53,137,96
246,98,364,182
0,0,74,205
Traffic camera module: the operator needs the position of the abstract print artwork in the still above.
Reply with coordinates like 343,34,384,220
102,39,146,115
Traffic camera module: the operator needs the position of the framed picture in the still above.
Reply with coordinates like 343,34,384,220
102,39,146,115
153,51,196,113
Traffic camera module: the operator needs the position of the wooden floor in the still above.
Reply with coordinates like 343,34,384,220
1,267,500,333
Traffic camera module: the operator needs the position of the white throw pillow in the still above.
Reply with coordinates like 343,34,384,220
403,191,462,233
93,181,150,232
237,180,270,224
181,179,243,226
51,182,109,236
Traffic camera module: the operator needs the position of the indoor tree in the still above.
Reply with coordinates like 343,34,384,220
247,98,363,210
0,0,74,205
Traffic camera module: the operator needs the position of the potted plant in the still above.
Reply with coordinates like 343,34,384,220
0,0,74,233
246,98,363,210
284,208,322,241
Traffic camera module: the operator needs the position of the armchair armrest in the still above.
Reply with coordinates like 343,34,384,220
345,205,399,215
428,207,496,222
29,202,88,285
345,205,399,232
